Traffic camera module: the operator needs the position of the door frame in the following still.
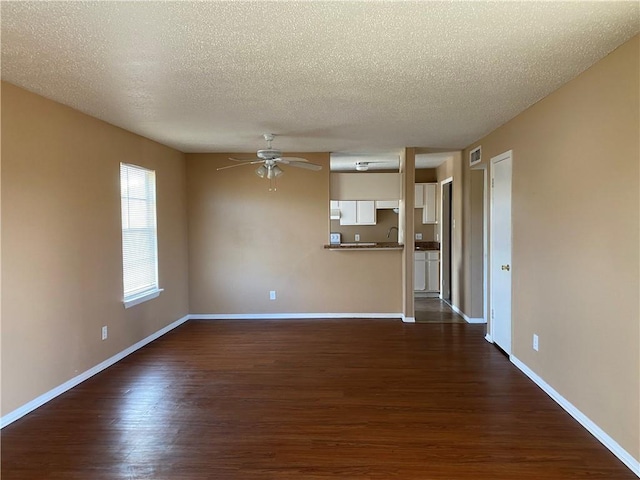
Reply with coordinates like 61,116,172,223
439,177,453,301
488,150,513,350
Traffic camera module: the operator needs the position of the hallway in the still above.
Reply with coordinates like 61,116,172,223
415,297,465,323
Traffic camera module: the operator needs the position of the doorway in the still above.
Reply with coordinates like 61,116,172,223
440,179,453,303
489,151,512,354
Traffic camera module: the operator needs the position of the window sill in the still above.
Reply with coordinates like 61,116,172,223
123,288,164,309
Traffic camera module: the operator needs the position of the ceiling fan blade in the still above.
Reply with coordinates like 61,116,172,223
278,156,308,164
217,161,263,171
228,157,260,162
287,161,322,171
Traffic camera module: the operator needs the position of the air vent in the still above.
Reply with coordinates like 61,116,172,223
469,146,481,166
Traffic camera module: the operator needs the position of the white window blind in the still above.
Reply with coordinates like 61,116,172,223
120,163,160,306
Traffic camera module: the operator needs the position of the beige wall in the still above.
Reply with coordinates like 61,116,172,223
330,172,401,200
1,82,190,416
462,36,639,460
401,148,416,319
186,153,403,315
468,168,485,319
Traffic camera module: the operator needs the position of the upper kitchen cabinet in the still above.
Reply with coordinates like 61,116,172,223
415,182,438,224
338,200,376,225
422,183,437,224
414,184,425,208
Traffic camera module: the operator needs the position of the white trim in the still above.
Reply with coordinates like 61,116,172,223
439,177,453,299
465,317,486,324
484,333,493,343
123,288,164,309
189,313,404,320
447,303,485,323
1,315,189,429
402,316,416,323
510,355,640,477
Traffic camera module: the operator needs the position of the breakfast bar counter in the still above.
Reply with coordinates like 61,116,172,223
324,242,404,251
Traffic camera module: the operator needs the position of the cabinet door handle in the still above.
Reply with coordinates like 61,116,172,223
501,264,510,271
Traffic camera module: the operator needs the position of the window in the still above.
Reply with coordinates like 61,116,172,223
120,163,162,308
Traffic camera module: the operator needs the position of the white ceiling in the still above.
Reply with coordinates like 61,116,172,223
2,2,638,154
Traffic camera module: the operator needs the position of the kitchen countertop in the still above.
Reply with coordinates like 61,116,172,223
324,242,404,251
415,241,440,251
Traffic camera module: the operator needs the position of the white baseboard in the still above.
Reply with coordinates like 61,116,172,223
465,317,486,324
1,315,190,429
510,355,640,477
189,313,404,320
485,333,493,343
402,316,416,323
447,303,486,324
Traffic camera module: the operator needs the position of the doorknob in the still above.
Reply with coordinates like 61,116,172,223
501,264,510,271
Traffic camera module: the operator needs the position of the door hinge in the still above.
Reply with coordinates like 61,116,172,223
491,309,494,319
491,178,495,188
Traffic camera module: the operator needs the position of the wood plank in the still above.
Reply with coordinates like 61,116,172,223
1,320,635,479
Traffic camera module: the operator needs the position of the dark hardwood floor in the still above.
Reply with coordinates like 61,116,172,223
2,320,634,479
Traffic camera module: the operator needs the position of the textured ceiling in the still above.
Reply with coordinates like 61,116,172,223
2,1,638,154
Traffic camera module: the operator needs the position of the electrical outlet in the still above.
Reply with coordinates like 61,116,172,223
355,234,360,241
415,233,423,240
101,326,108,341
269,290,276,300
533,334,539,351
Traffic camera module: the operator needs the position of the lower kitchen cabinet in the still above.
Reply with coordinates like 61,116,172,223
414,252,427,291
414,250,440,293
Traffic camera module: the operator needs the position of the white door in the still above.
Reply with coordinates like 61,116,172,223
490,151,512,354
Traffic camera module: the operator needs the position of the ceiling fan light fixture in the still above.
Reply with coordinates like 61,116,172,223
355,162,368,172
267,165,284,179
255,165,267,178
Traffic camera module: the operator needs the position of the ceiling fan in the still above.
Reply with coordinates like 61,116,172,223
217,133,322,190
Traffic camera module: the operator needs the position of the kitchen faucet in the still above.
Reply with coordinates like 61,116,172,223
387,226,399,239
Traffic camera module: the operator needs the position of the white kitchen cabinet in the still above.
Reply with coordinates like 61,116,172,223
414,252,426,291
375,200,399,209
330,200,341,220
414,184,425,208
422,183,438,224
415,250,440,292
339,200,376,226
426,251,440,292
